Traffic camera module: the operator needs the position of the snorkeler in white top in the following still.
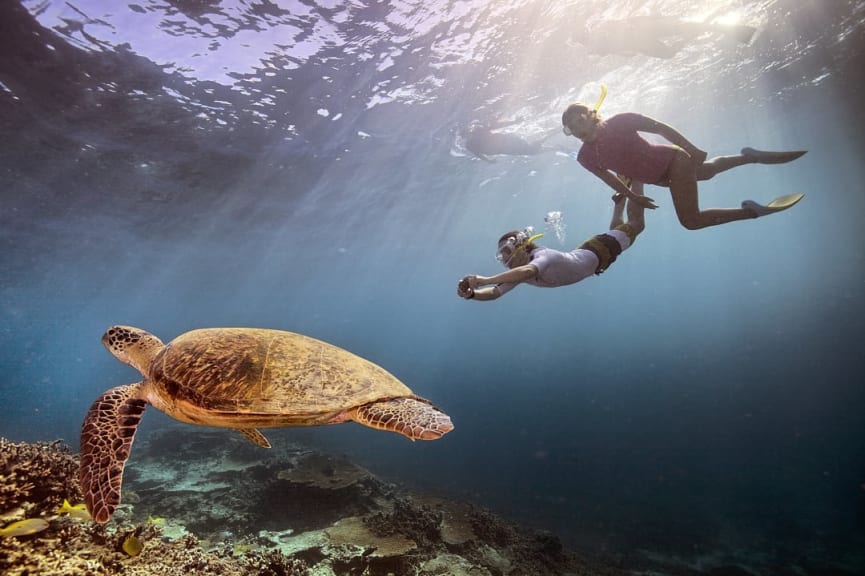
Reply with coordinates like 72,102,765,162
457,180,646,301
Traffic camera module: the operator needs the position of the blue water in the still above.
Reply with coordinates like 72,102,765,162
2,0,864,572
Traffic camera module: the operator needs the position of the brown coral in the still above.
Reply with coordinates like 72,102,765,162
326,516,417,557
0,521,309,576
364,496,443,551
238,549,308,576
0,438,82,519
413,496,477,547
275,453,370,491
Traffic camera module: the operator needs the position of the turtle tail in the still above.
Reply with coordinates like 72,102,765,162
79,383,148,524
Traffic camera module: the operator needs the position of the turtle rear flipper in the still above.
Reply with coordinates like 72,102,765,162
235,427,272,448
351,397,454,441
80,383,147,524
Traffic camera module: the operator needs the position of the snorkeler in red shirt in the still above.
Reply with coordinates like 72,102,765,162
561,94,806,230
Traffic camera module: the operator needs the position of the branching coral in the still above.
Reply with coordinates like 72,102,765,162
364,496,443,551
0,438,82,518
239,549,308,576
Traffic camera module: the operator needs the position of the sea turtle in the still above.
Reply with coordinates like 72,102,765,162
80,325,454,523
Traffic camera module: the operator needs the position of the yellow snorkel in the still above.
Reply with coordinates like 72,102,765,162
509,232,544,260
562,84,607,137
496,229,544,267
593,83,608,111
525,232,544,245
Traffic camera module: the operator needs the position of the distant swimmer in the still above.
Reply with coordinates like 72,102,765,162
572,15,757,59
462,118,562,163
457,181,646,301
561,85,806,231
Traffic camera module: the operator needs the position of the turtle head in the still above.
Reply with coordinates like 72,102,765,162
102,326,164,375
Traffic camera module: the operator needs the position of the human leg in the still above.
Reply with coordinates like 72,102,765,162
695,148,806,181
667,151,756,230
625,180,646,236
695,154,754,180
609,194,626,229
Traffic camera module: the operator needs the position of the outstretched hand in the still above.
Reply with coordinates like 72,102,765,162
457,276,477,299
631,194,658,210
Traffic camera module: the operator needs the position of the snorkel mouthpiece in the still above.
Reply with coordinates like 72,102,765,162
563,83,607,136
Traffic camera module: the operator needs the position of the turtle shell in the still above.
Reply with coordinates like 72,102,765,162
147,328,412,424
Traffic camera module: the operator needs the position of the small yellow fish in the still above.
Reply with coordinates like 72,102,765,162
0,518,50,538
55,499,91,521
122,534,144,557
146,515,166,526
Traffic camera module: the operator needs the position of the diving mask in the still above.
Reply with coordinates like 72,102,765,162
562,106,592,136
562,83,607,136
496,227,543,267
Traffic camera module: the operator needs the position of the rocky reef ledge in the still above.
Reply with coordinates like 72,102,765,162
1,433,629,576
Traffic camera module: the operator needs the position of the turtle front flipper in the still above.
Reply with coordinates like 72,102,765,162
80,383,148,524
352,397,454,441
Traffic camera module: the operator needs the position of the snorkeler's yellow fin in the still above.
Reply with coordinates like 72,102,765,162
765,193,805,210
742,193,804,217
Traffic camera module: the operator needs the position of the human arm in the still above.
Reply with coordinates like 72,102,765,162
633,114,708,164
589,168,658,209
457,265,538,301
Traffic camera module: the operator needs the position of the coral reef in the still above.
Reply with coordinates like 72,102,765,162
0,437,308,576
0,438,81,519
364,496,443,550
6,430,797,576
0,519,307,576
